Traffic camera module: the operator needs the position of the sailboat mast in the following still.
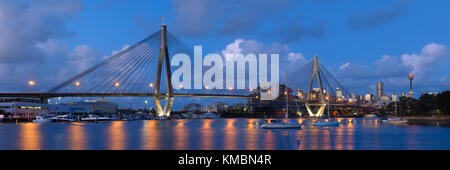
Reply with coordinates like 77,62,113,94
286,86,289,119
327,86,330,118
285,71,289,120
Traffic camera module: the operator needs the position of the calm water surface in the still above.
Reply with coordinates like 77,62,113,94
1,118,450,150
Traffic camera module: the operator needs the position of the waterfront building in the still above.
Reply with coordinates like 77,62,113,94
0,98,117,119
71,99,118,114
0,102,90,119
209,102,227,113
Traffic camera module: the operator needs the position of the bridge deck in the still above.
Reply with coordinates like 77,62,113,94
0,92,251,99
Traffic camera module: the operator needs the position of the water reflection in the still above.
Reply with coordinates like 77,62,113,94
68,122,86,150
108,121,126,150
224,119,237,150
141,120,160,150
3,118,449,150
245,119,258,150
200,119,214,150
19,123,41,150
263,130,275,150
174,120,189,150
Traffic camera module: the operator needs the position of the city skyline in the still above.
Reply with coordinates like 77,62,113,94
0,0,449,109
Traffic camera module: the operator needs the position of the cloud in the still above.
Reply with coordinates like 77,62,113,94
347,0,408,30
111,44,131,56
0,0,83,63
288,52,306,63
401,43,448,74
336,43,449,94
274,18,326,43
172,0,295,35
67,45,102,74
221,38,308,77
171,0,325,43
0,0,87,91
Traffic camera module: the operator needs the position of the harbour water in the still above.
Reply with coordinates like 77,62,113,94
1,118,450,150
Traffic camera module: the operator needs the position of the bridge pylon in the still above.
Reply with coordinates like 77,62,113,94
153,24,174,117
305,54,326,117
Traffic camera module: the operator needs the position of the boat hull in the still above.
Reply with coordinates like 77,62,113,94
32,119,52,123
260,123,302,129
386,120,408,125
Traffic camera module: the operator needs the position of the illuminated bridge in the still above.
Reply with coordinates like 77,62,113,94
0,23,356,117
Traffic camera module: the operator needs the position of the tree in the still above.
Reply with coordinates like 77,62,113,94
436,91,450,115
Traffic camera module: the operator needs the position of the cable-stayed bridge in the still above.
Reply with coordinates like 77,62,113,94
0,24,356,117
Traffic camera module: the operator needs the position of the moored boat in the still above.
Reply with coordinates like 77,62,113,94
260,86,302,129
32,116,53,123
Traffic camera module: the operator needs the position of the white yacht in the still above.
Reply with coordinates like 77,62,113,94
50,114,75,122
32,116,53,123
260,120,303,129
382,102,408,125
260,87,302,129
382,117,408,125
312,87,340,127
81,114,112,121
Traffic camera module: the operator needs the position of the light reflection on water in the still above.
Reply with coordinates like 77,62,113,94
20,123,41,150
1,118,450,150
68,122,86,150
108,121,126,150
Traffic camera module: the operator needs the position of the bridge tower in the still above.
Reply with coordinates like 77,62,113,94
153,23,174,117
305,54,327,117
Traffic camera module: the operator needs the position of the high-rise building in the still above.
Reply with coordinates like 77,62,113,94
376,81,384,100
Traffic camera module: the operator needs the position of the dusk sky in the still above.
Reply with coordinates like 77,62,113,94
0,0,449,108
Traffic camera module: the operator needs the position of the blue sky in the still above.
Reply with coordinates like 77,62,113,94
0,0,449,109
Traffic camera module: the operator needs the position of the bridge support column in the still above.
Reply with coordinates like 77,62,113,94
305,103,327,117
153,24,174,117
40,97,48,104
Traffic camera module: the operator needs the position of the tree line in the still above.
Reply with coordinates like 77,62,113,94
386,91,450,116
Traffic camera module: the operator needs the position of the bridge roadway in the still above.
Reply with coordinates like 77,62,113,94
0,92,251,99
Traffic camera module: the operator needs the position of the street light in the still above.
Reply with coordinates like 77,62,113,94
115,82,120,87
75,81,81,86
28,80,35,92
144,100,148,111
149,83,153,87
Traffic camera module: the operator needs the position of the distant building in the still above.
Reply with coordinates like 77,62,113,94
0,102,90,118
71,99,117,114
392,94,398,102
365,93,374,103
248,84,305,115
336,88,343,98
210,102,227,113
376,81,384,100
0,98,118,119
